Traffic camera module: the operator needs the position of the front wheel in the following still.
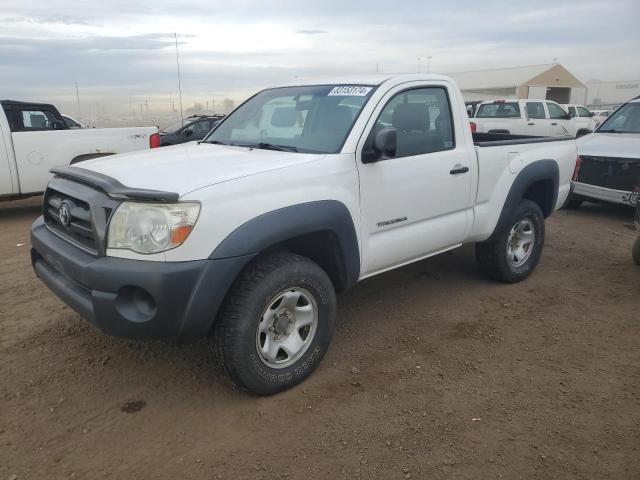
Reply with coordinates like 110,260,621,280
214,252,336,395
476,200,545,283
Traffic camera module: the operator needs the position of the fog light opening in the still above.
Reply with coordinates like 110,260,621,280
115,286,157,323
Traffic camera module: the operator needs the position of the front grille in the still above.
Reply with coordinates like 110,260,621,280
578,155,640,192
44,189,98,254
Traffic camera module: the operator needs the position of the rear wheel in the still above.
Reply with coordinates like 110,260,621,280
476,200,545,283
214,252,336,395
563,193,584,209
633,237,640,265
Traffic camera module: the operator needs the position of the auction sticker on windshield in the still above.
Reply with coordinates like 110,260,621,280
328,86,373,96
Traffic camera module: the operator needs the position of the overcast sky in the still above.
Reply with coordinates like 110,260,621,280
1,0,639,117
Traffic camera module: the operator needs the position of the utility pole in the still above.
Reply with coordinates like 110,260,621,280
75,82,81,118
174,33,184,128
427,56,432,73
145,100,149,118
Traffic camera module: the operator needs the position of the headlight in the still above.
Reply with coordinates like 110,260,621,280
107,202,200,254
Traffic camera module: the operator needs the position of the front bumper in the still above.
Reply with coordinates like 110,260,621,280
571,182,633,206
31,216,254,339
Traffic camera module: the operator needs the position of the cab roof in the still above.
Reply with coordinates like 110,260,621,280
271,73,454,89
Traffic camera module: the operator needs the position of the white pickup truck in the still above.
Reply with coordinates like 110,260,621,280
471,99,585,137
567,96,640,207
562,104,597,135
0,100,159,201
30,74,577,395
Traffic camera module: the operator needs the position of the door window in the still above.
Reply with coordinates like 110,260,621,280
546,102,567,119
364,87,454,160
20,110,58,130
526,102,546,119
577,106,591,117
185,120,212,137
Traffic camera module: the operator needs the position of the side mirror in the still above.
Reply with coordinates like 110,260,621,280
52,120,66,130
564,112,573,120
184,129,193,137
589,111,595,117
375,127,397,158
363,127,397,163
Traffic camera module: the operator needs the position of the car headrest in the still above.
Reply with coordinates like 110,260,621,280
392,103,429,132
30,114,47,128
331,105,354,130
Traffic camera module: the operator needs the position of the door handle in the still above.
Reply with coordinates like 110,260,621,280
551,122,558,125
528,122,535,125
450,166,469,175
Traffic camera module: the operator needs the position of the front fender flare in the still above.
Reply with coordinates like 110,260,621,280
210,200,361,289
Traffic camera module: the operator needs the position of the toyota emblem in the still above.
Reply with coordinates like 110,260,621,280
59,204,71,226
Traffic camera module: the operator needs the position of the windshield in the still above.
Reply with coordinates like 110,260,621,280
475,102,521,118
598,102,640,133
204,85,376,154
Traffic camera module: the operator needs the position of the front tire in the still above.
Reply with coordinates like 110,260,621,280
214,252,337,395
476,200,545,283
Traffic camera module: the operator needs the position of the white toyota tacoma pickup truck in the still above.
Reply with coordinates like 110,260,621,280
30,74,577,395
1,100,159,201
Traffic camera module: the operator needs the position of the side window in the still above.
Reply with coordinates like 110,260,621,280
364,87,454,161
526,102,546,119
192,121,211,135
568,106,577,116
546,102,567,120
577,106,591,117
20,110,58,130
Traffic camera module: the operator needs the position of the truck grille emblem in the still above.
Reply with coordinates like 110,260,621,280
59,204,71,226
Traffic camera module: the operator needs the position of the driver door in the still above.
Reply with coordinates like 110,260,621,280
356,83,476,276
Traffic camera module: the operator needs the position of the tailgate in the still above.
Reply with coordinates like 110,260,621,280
577,155,640,191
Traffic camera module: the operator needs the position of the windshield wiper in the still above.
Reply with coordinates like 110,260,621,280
598,129,622,133
246,142,298,152
206,140,231,145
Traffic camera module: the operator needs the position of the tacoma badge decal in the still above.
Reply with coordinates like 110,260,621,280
376,216,407,227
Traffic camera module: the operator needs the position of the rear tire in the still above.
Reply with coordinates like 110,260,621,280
633,237,640,265
476,200,545,283
214,252,337,395
564,195,583,209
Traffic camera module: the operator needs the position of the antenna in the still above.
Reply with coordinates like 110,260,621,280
75,82,81,118
174,33,184,128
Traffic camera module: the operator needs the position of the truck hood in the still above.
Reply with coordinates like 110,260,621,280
577,132,640,159
80,142,325,196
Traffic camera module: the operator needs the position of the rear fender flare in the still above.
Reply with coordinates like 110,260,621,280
489,159,559,240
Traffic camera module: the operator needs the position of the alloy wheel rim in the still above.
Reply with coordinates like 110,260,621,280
255,287,318,369
506,218,535,267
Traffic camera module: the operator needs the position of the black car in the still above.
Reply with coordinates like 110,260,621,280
159,115,224,146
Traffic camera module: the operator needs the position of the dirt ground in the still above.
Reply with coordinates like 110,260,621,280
1,196,639,480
